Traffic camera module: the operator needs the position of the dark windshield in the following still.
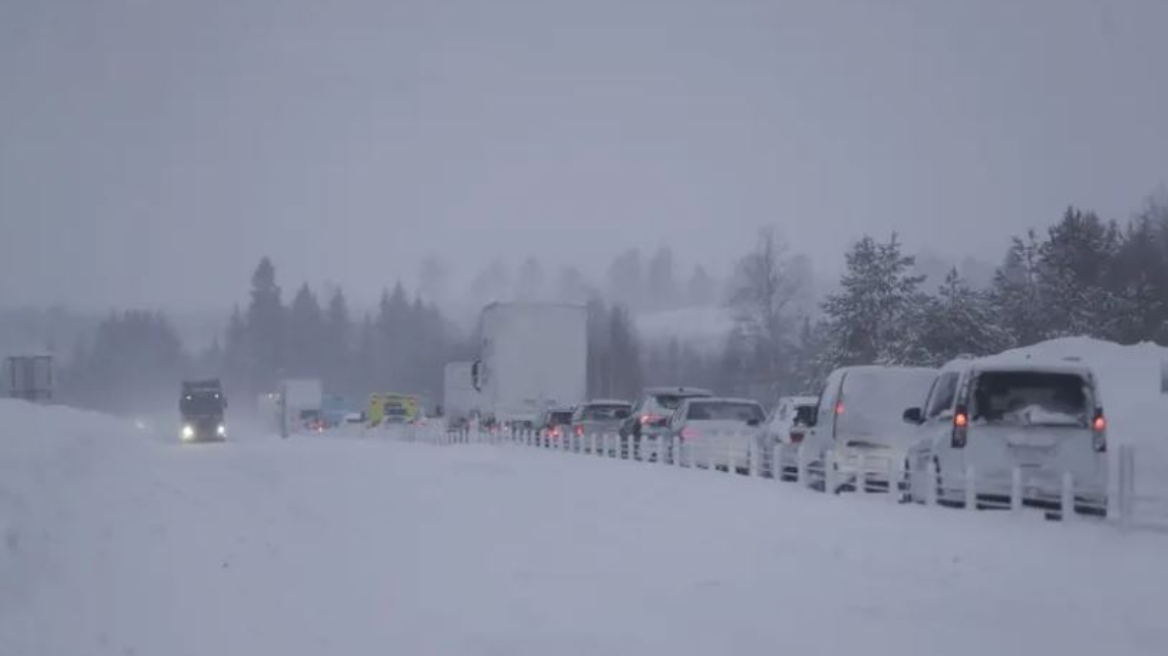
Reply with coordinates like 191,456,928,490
685,402,765,423
548,411,573,425
180,393,223,416
582,404,631,420
972,371,1090,426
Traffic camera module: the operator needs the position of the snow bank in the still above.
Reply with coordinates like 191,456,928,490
0,401,139,618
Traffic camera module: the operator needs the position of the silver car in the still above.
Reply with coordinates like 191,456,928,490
570,400,632,451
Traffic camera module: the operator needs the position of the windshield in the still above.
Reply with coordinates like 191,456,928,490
972,371,1090,427
582,404,631,420
180,393,223,416
685,401,765,423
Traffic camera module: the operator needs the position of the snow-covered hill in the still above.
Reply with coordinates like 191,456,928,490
2,399,1167,655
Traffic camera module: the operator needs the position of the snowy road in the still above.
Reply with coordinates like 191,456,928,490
3,403,1168,656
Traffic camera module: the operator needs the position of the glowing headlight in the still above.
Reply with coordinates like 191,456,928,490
182,424,195,440
216,424,226,437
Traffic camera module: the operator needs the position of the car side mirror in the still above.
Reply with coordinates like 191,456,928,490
747,418,761,427
903,407,923,425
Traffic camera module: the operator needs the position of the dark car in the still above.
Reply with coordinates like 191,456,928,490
536,407,576,445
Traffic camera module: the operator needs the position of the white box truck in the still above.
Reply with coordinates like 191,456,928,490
443,361,480,425
278,378,324,437
474,302,587,426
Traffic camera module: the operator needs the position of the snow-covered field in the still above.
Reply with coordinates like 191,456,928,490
3,399,1168,656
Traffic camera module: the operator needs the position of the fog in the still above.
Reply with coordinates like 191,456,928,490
2,0,1167,311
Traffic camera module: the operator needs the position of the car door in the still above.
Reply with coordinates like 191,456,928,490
912,371,961,484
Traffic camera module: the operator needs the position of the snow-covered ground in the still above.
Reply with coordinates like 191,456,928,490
3,399,1168,656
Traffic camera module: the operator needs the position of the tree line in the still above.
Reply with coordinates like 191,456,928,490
724,198,1168,402
55,194,1168,415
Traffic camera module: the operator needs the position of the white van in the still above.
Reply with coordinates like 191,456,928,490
804,366,938,491
902,356,1108,515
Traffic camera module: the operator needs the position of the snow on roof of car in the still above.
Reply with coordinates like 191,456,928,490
643,386,713,396
685,397,762,406
583,399,632,406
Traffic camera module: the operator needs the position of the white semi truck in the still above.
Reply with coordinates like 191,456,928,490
473,302,587,426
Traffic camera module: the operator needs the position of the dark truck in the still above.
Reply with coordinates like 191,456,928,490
180,379,228,442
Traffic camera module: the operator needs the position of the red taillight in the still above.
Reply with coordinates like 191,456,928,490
681,427,699,440
789,429,804,444
1093,409,1107,452
834,402,844,416
550,427,561,438
641,413,661,425
951,405,968,448
575,425,584,437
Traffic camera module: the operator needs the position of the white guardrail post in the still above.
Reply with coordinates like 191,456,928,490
888,458,899,504
856,453,867,496
797,444,809,487
1116,444,1135,531
1011,467,1023,513
925,462,937,507
965,466,977,511
824,451,837,494
1061,471,1075,522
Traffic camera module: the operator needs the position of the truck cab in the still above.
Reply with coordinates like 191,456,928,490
180,379,227,442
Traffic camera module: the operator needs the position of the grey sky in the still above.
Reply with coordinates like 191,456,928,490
2,0,1166,310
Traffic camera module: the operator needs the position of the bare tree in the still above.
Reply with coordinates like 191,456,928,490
725,226,803,398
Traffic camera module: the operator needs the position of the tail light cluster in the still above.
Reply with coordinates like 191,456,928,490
1092,409,1107,452
574,425,584,437
680,427,699,440
788,428,804,444
640,413,663,426
951,405,969,449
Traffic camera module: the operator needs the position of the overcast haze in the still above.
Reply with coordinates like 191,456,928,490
2,0,1166,310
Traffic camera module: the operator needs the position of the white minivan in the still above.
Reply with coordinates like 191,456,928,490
902,355,1108,515
803,365,939,491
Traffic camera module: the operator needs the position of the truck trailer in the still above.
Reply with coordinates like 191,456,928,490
474,302,587,426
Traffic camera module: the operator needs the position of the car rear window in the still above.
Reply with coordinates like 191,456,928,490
652,392,710,411
972,371,1090,427
549,411,574,425
582,404,631,420
686,402,765,423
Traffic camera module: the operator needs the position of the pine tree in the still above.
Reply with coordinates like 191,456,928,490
287,283,324,377
1036,207,1121,339
245,257,285,392
607,304,644,399
912,269,1012,366
990,231,1045,347
322,288,352,391
821,234,926,368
